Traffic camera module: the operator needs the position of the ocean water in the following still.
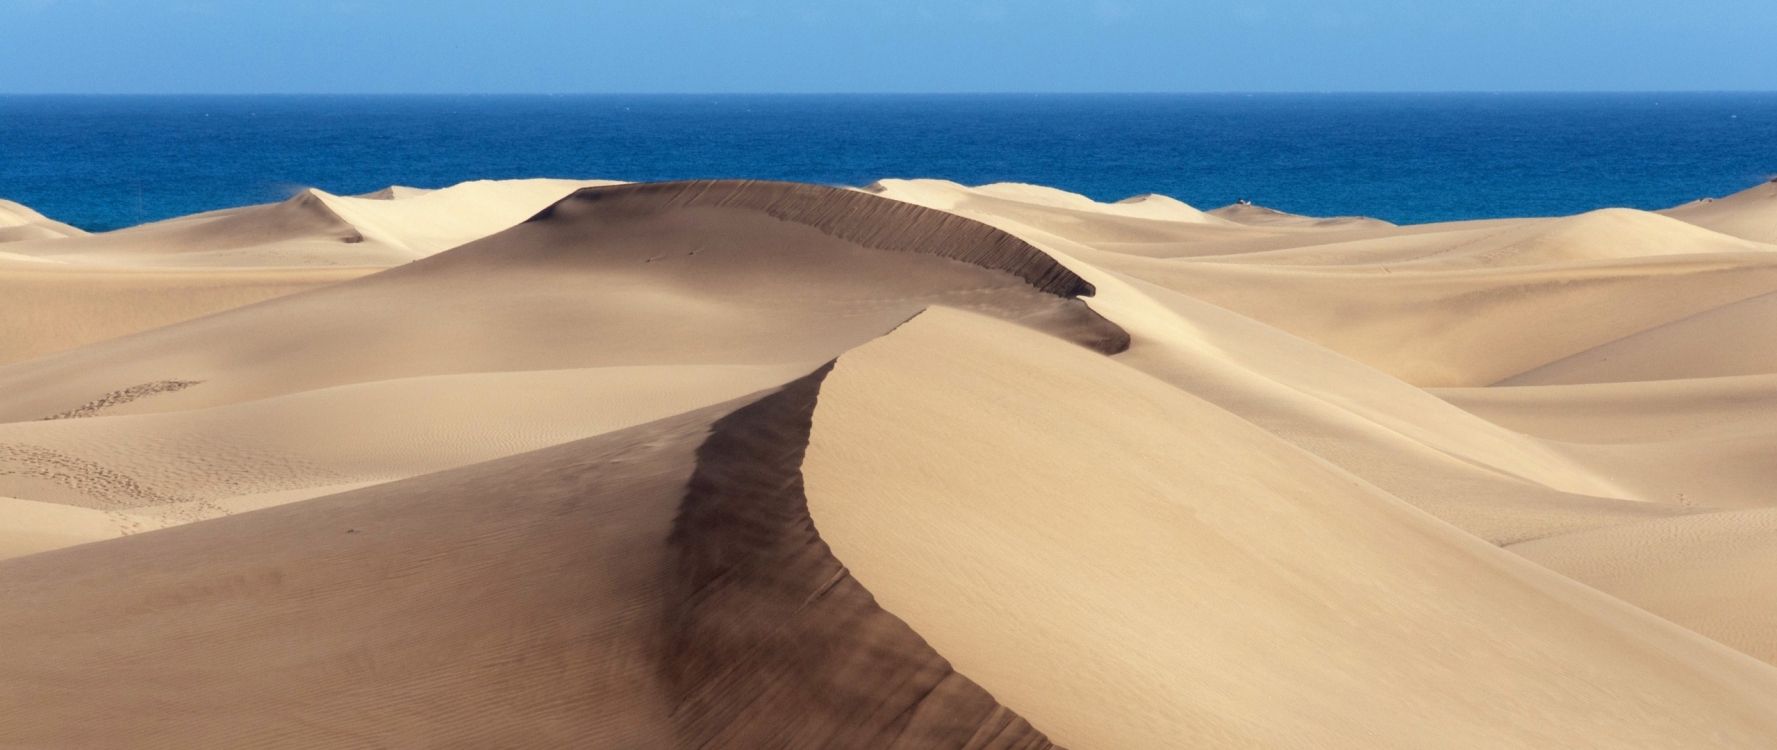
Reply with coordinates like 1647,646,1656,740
2,93,1774,232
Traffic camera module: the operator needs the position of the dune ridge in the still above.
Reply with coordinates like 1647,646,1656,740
0,198,85,243
1663,179,1777,243
0,368,1057,747
534,180,1099,297
0,178,612,363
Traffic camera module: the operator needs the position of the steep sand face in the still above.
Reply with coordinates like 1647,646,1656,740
5,175,1777,748
804,308,1777,749
855,177,1777,710
865,180,1732,545
0,382,1050,748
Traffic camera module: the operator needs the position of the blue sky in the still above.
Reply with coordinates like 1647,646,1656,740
2,0,1774,93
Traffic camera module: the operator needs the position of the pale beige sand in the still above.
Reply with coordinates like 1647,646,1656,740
806,307,1777,748
0,262,368,364
0,364,808,521
1663,179,1777,243
2,176,1776,748
1512,508,1777,665
0,495,166,560
0,179,613,363
0,198,85,243
1209,200,1394,228
2,178,614,267
867,179,1712,542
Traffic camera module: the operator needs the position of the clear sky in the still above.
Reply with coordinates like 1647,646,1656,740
2,0,1774,94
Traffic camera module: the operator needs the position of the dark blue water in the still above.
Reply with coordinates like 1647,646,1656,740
3,94,1774,232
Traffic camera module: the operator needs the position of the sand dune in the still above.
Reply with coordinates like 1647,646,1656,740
1512,508,1777,665
356,185,433,199
1074,237,1777,386
0,495,161,560
0,263,368,365
0,198,85,243
0,180,1116,422
1664,178,1777,243
0,364,808,522
0,179,619,363
806,308,1777,748
867,179,1723,541
1209,200,1394,229
2,178,612,267
3,176,1776,747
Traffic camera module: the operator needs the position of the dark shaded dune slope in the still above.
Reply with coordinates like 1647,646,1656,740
0,180,1124,421
669,366,1052,748
0,370,1054,748
522,180,1095,297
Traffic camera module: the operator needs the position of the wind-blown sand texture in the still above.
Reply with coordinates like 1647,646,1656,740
2,177,1776,748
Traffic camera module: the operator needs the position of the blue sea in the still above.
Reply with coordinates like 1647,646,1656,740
2,93,1774,232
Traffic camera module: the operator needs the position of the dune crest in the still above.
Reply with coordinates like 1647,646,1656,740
0,199,86,243
1208,200,1393,228
1663,179,1777,243
805,308,1777,748
1,177,615,267
0,178,624,363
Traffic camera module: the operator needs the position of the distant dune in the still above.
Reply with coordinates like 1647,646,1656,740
3,177,1776,748
1662,178,1777,243
0,179,612,364
0,199,86,243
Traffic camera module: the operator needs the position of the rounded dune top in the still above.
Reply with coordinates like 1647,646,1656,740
1110,193,1217,222
972,182,1224,224
517,179,1099,299
1209,201,1393,228
0,179,614,267
0,199,85,242
1662,178,1777,244
970,181,1103,208
306,178,619,255
0,199,57,228
1451,207,1767,267
355,185,435,200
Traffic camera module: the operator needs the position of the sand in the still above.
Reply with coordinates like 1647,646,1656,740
0,179,614,363
2,176,1775,748
0,198,85,243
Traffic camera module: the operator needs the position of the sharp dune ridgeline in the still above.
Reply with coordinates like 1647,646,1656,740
2,177,1777,748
